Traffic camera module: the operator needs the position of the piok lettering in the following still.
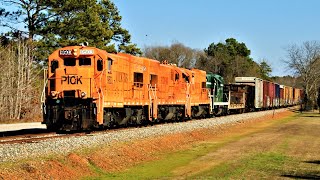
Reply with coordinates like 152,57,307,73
61,76,82,84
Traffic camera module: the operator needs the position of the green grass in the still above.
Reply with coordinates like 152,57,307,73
191,152,292,179
83,111,320,179
84,115,295,180
84,142,223,180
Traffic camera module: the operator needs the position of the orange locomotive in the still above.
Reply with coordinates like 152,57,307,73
43,46,211,130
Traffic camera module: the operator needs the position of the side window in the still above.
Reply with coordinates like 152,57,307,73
215,81,218,96
51,60,59,73
150,74,158,87
107,58,113,72
175,73,179,81
64,58,76,66
97,59,103,71
201,82,206,88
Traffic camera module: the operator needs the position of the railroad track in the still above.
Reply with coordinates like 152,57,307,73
0,123,146,144
0,118,190,145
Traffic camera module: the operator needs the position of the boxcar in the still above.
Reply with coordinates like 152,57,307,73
288,86,293,105
225,83,255,113
275,83,280,107
293,88,301,105
235,77,263,109
263,80,270,108
269,81,275,108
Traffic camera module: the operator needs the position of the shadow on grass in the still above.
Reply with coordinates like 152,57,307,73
281,174,320,179
281,161,320,179
304,160,320,165
300,115,320,118
287,109,320,117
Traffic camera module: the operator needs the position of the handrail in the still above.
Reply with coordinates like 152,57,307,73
41,68,48,113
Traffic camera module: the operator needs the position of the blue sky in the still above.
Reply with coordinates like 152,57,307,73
112,0,320,76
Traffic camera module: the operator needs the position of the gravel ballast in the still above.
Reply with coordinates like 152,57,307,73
0,109,289,163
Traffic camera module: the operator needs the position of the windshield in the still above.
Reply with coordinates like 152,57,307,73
63,57,91,66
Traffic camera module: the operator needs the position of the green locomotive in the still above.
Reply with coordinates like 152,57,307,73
206,73,229,115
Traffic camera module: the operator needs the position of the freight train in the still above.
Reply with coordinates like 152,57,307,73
42,45,303,131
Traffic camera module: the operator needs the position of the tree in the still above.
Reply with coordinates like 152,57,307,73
0,40,41,121
144,42,199,68
202,38,260,83
38,0,141,58
284,41,320,108
1,0,141,61
259,60,272,80
0,0,52,40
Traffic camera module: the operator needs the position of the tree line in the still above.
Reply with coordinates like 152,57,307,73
144,39,272,83
0,0,319,121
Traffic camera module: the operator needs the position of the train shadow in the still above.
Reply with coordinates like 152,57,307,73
281,160,320,179
0,128,49,138
281,174,320,179
304,160,320,165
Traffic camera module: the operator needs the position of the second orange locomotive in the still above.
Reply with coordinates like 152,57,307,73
43,46,210,130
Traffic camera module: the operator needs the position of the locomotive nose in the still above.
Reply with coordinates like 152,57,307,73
53,66,92,99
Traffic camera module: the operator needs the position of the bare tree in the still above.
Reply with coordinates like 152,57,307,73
144,42,199,68
285,41,320,108
0,40,40,122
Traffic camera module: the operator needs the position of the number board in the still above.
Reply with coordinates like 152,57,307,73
59,50,72,55
80,49,94,55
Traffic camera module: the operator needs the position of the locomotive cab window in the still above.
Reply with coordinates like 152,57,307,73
64,58,76,66
134,72,143,88
182,73,189,83
79,58,91,66
97,59,103,71
51,60,59,73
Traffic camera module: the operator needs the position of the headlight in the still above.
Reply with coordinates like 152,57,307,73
73,48,78,56
81,92,86,98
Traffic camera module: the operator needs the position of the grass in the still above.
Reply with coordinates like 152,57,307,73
85,142,223,180
85,111,320,179
84,114,292,179
191,152,292,179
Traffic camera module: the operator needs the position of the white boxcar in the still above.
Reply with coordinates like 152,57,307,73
235,77,263,109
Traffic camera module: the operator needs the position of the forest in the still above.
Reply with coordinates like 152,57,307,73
0,0,319,122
